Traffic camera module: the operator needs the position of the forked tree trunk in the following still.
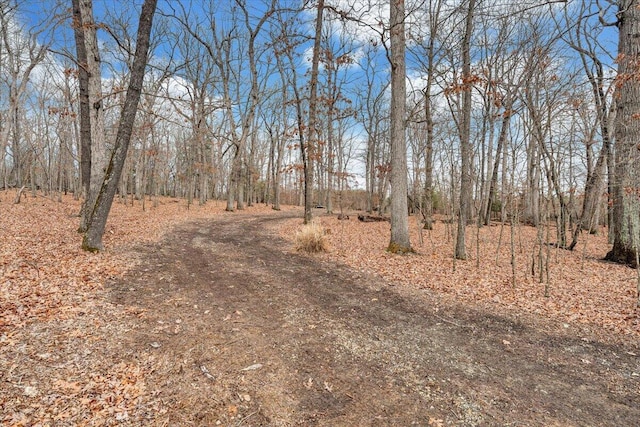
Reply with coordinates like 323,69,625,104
82,0,158,251
569,141,607,250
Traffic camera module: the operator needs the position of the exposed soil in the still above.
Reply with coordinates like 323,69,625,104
110,210,640,426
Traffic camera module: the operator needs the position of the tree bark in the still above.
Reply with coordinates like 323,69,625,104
484,99,512,226
569,140,607,250
82,0,158,251
605,0,640,267
74,0,107,232
304,0,324,224
388,0,412,253
421,0,443,231
272,47,290,211
455,0,476,260
325,65,336,215
72,0,91,216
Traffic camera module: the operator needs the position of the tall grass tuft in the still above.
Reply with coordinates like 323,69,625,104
295,221,329,253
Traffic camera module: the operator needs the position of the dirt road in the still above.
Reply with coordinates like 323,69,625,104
111,212,640,426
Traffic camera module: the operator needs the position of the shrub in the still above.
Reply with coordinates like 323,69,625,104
295,222,329,253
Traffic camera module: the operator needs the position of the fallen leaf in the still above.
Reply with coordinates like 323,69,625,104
23,386,38,397
241,363,263,371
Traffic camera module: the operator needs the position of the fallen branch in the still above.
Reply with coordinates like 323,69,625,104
434,314,471,329
357,214,389,223
199,365,215,380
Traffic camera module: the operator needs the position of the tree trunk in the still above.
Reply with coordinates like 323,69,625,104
11,101,22,187
422,3,441,230
524,133,541,226
72,0,92,214
423,115,434,230
605,0,640,266
274,130,284,211
303,0,324,224
569,139,607,250
607,131,615,243
388,0,412,253
75,0,107,232
455,0,476,260
325,71,335,215
237,160,245,210
226,146,238,211
82,0,157,251
366,133,376,213
484,98,512,226
272,52,289,211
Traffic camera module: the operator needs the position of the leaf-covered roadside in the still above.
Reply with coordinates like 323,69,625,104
281,215,640,342
0,192,276,425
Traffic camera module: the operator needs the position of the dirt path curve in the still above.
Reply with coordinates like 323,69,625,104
111,212,640,426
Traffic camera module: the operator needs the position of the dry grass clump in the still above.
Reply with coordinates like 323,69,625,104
295,221,329,253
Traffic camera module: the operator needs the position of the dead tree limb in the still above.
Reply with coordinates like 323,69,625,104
358,214,390,222
13,186,26,204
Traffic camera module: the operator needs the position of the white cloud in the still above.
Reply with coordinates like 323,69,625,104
163,75,192,101
324,0,389,44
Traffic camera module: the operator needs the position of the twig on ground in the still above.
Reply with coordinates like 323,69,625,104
434,314,470,329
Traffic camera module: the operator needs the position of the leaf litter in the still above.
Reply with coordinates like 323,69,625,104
279,213,640,341
0,192,280,425
1,191,639,425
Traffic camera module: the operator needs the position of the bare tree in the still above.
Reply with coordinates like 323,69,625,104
356,43,389,215
418,0,446,230
454,0,477,260
317,26,357,215
302,0,325,223
72,0,108,232
388,0,412,253
268,19,296,210
82,0,158,251
561,1,615,249
173,0,275,211
0,1,47,189
167,20,219,206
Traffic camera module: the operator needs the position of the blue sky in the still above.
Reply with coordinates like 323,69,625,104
7,0,624,190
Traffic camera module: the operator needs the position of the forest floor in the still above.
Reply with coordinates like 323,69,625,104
1,191,639,426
